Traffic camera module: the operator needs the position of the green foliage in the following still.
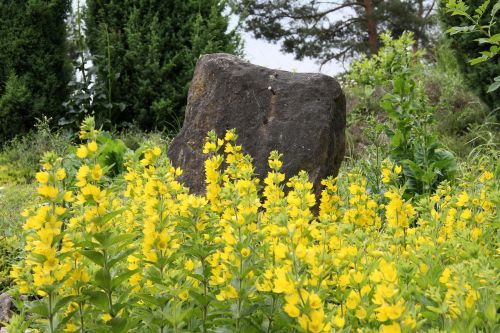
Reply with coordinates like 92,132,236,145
85,0,241,131
349,32,457,197
0,0,71,144
0,119,72,184
0,73,32,143
439,0,500,108
424,40,499,156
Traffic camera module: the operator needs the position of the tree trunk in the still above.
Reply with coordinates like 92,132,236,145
415,0,425,51
363,0,378,55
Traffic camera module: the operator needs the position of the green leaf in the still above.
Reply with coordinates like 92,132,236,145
29,253,47,264
426,305,445,314
29,301,49,317
53,295,76,314
108,247,137,269
95,208,125,226
470,55,489,65
112,269,139,289
95,268,112,291
487,80,500,93
492,1,500,17
447,25,476,35
86,290,109,311
81,250,105,267
107,234,136,247
109,316,129,333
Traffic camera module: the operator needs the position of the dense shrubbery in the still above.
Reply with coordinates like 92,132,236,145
345,34,498,160
5,118,498,332
439,0,500,109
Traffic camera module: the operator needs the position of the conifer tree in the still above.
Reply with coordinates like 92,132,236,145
0,0,71,144
231,0,436,65
86,0,241,131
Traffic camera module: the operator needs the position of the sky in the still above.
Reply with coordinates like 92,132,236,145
240,32,344,76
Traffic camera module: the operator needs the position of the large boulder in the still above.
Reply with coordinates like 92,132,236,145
168,53,346,198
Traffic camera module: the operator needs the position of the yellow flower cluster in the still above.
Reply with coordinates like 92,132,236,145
9,121,498,332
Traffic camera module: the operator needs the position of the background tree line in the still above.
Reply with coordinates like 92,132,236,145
0,0,240,144
0,0,497,145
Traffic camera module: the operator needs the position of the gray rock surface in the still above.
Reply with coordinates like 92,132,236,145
168,53,346,198
0,293,12,327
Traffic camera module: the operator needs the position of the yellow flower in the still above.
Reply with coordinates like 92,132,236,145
101,313,112,322
381,322,401,333
380,259,398,283
403,315,416,328
63,191,74,202
224,130,236,142
179,289,189,301
333,313,345,328
274,243,287,260
295,243,307,259
152,146,161,156
55,168,66,180
439,267,451,284
186,259,195,271
241,248,250,257
36,171,50,183
355,306,367,320
88,141,98,152
456,191,469,207
382,168,391,183
76,145,88,159
91,164,103,181
346,290,361,310
284,303,301,318
37,185,58,199
309,292,322,309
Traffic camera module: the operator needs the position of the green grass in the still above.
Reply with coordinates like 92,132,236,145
0,183,37,237
0,183,37,292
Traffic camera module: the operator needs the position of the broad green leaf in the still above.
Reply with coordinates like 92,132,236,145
487,80,500,92
81,250,105,267
112,269,139,289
